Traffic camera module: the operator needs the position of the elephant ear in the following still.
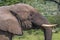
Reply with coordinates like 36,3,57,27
0,10,22,35
0,17,22,35
7,19,23,35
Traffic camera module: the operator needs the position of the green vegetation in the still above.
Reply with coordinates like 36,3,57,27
12,29,60,40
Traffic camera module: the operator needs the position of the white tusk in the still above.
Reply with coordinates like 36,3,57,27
41,24,57,27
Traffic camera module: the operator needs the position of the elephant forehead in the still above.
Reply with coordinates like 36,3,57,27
10,4,30,12
10,7,30,20
18,12,30,19
14,3,37,12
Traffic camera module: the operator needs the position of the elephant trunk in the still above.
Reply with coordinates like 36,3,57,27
44,27,52,40
42,24,57,40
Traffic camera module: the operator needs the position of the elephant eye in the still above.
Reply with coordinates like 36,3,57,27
30,11,35,16
30,13,33,16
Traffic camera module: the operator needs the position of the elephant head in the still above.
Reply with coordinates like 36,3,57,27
9,3,53,40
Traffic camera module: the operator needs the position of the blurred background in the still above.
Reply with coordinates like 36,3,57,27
0,0,60,40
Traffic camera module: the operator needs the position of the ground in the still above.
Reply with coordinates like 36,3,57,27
12,29,60,40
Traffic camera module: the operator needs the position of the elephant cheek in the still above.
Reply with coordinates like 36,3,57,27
44,28,52,40
22,20,32,30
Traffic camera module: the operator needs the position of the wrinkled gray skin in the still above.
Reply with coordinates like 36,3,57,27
0,7,22,40
9,3,52,40
0,3,52,40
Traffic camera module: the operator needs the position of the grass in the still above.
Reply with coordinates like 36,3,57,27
52,32,60,40
12,29,60,40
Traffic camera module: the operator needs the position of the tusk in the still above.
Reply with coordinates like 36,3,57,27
41,24,57,27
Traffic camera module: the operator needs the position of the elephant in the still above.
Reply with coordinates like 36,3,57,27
0,3,52,40
0,7,23,40
9,3,52,40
